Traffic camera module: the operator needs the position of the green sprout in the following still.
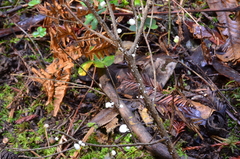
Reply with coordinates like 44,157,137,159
129,17,158,31
83,1,106,30
28,0,41,7
78,55,115,76
32,27,46,38
87,122,99,129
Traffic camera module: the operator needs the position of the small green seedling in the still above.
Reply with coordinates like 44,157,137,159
129,17,158,31
28,0,41,7
134,0,146,6
32,27,46,38
78,55,115,76
83,1,106,30
87,122,98,129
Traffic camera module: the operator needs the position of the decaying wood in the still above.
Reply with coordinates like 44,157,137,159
99,74,173,159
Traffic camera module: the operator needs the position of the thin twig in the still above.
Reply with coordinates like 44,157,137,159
105,0,118,39
7,140,71,152
80,1,116,42
127,0,150,55
167,0,172,45
8,19,44,60
50,128,168,147
11,74,105,95
79,0,179,158
143,2,157,103
118,0,179,158
18,147,74,159
63,4,116,46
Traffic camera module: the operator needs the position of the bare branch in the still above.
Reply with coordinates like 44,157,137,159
63,4,116,46
106,0,119,39
80,1,180,158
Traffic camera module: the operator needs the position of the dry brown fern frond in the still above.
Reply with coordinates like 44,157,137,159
157,95,215,122
75,31,117,59
32,0,116,117
38,0,89,25
117,71,162,94
38,0,116,59
156,95,218,139
32,59,73,116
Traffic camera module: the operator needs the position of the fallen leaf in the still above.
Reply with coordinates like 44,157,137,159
139,108,153,125
15,114,38,124
104,117,119,134
90,108,119,127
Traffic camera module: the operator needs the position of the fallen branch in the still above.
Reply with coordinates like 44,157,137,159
99,74,173,159
80,0,179,158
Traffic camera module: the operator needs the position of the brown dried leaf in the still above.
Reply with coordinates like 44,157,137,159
185,21,225,45
139,107,154,125
207,0,240,62
82,32,117,59
212,57,240,84
157,95,215,136
90,108,119,127
104,117,119,134
15,114,38,124
191,101,215,119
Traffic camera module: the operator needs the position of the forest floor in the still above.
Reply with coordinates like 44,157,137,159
0,0,240,159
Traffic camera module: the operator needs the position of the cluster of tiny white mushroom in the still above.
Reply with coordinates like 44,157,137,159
105,102,114,108
119,124,130,133
74,140,86,150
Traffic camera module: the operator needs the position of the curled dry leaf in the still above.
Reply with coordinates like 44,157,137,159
158,95,215,125
185,21,225,45
212,57,240,84
104,117,119,134
89,108,119,127
138,107,154,125
207,0,240,62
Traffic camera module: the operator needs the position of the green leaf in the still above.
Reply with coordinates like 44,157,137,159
129,24,146,31
87,122,98,128
134,0,146,6
110,0,118,5
150,23,158,29
134,0,141,6
32,27,46,38
91,18,99,30
84,14,95,25
87,122,95,127
92,55,115,68
78,61,94,76
28,0,41,7
84,8,106,30
129,25,137,31
145,18,158,29
129,18,157,31
102,55,115,66
85,14,99,30
122,0,129,5
93,58,105,68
